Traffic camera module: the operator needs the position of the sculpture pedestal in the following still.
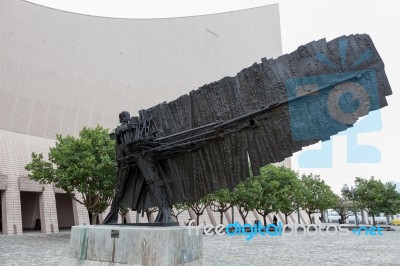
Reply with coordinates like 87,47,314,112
60,225,204,266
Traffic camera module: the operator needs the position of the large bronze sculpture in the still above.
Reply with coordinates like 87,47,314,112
103,34,392,224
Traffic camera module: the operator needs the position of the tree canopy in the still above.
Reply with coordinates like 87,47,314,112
232,178,259,224
354,177,400,225
171,202,188,223
251,167,279,226
180,167,400,226
209,188,232,224
301,173,338,223
250,165,303,225
333,195,353,223
271,166,304,224
186,194,212,226
25,126,116,225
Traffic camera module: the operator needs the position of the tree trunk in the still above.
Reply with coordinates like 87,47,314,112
238,209,247,224
361,209,365,224
297,208,301,224
91,212,98,225
220,212,224,224
263,214,267,226
146,209,157,223
285,213,288,224
340,214,346,224
372,214,376,226
196,214,200,226
308,212,313,224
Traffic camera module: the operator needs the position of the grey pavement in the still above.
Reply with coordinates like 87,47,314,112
204,230,400,265
0,230,70,266
0,229,399,265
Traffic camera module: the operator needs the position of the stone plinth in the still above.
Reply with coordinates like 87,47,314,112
60,225,204,266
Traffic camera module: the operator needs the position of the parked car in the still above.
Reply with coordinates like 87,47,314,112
327,211,341,223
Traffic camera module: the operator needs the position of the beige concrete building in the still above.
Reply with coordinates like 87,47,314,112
0,0,289,235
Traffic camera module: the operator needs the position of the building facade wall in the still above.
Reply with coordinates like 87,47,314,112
0,0,283,234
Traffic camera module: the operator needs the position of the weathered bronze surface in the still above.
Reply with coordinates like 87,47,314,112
103,34,392,224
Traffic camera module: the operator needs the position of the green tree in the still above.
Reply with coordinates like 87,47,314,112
232,178,258,224
171,202,188,223
301,174,337,224
119,207,130,224
252,166,279,226
333,195,353,223
209,188,232,224
25,126,116,225
355,177,400,225
340,183,363,224
381,182,400,217
272,166,304,224
186,195,212,226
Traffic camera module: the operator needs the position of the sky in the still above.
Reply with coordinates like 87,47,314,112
27,0,400,193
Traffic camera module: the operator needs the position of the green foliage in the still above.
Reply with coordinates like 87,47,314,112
381,182,400,215
25,126,116,224
269,166,304,224
209,188,233,224
232,177,259,224
186,194,212,225
251,165,279,225
119,207,130,224
301,173,337,223
354,177,385,217
119,207,130,217
333,195,353,222
354,177,400,225
171,202,188,222
247,165,304,225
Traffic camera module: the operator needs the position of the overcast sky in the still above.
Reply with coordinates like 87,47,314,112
27,0,400,193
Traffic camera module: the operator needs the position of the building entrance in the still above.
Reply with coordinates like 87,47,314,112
55,193,74,229
20,192,41,231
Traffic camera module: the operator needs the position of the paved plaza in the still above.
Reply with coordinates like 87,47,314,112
0,229,399,265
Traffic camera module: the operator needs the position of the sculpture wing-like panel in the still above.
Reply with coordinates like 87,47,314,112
143,34,391,204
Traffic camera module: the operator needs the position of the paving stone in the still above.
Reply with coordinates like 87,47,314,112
0,229,399,265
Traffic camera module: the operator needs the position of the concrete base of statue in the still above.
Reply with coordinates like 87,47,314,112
60,225,204,266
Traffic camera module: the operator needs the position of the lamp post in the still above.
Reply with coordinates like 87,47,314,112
341,184,359,226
